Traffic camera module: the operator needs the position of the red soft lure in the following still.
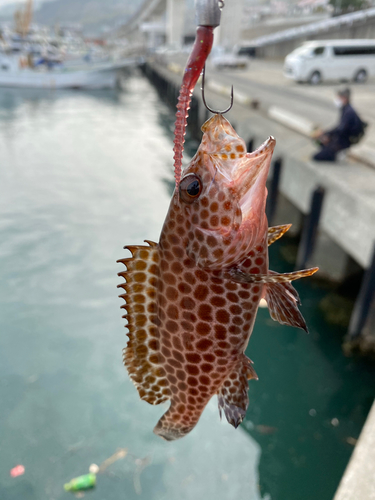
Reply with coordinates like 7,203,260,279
173,26,214,187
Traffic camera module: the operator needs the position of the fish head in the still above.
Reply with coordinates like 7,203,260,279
176,114,275,269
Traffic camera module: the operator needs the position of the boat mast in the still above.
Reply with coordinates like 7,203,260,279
14,0,33,37
23,0,33,37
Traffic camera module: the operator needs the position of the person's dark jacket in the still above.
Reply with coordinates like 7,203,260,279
327,104,363,150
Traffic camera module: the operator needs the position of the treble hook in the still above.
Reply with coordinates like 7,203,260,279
201,65,234,115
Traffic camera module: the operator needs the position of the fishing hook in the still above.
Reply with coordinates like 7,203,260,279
201,65,234,115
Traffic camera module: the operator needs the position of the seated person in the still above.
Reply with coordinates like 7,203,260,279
312,88,364,162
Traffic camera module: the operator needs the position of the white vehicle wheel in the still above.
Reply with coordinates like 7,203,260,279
354,69,367,83
309,71,322,85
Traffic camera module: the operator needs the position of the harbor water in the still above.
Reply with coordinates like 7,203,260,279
0,70,374,500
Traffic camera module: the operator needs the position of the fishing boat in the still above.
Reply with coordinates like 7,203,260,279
0,0,142,89
0,53,142,89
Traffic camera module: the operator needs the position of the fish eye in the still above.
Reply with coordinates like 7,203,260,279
179,174,203,204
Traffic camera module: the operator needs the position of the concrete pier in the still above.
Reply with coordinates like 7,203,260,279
333,400,375,500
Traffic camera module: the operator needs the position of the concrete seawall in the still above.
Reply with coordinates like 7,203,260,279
333,400,375,500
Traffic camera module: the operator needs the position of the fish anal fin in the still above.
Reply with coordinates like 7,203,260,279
268,224,292,246
118,242,170,405
265,279,308,332
218,356,257,429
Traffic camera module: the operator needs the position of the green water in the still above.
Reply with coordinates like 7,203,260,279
245,250,375,499
0,71,373,500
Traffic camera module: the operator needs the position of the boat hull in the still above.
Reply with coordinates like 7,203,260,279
0,58,141,89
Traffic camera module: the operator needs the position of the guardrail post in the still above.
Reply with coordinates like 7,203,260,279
266,157,283,226
348,243,375,339
296,186,325,270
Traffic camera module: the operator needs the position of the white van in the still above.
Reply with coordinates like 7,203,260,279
283,40,375,84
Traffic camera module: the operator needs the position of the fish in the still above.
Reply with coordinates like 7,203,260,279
118,114,318,441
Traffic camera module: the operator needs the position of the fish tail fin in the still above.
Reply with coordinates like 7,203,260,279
153,402,203,441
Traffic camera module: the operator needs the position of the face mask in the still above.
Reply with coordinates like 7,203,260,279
334,98,343,108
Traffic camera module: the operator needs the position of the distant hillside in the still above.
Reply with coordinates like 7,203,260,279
0,0,47,20
0,0,141,35
36,0,140,34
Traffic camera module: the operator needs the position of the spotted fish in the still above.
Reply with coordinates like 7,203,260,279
118,114,318,441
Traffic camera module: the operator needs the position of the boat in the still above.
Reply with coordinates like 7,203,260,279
0,54,142,89
0,0,143,89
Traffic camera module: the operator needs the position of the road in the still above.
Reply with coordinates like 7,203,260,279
169,55,375,155
209,59,375,125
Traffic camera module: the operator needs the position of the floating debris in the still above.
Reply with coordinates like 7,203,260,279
133,456,152,495
64,473,96,492
346,436,357,446
343,334,375,358
88,464,99,474
63,448,128,494
10,465,25,478
98,448,127,472
256,425,278,435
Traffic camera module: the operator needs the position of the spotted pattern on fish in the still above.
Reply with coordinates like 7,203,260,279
151,221,269,440
118,114,318,441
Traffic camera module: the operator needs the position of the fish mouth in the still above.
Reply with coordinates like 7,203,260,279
234,136,276,219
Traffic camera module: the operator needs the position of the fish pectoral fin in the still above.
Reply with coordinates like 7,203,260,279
268,224,292,246
226,267,318,332
218,356,258,429
226,267,318,285
267,270,301,304
117,241,171,406
265,279,308,332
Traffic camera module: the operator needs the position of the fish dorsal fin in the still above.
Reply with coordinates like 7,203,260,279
268,224,292,246
117,241,171,405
